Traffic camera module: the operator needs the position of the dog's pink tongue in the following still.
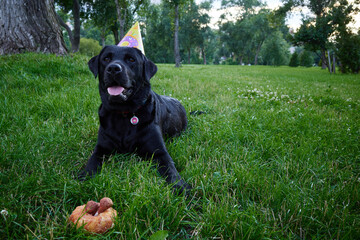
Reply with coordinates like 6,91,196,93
107,86,124,96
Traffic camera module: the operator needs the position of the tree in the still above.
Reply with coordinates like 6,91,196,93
143,3,174,63
181,2,201,64
299,50,314,67
164,0,191,67
219,8,287,65
180,1,211,64
113,0,150,39
200,27,216,65
221,0,262,15
219,18,253,64
174,0,182,67
279,0,333,71
289,52,300,67
292,15,333,71
0,0,67,55
249,9,275,65
85,1,118,46
260,31,290,66
56,0,81,52
82,0,149,47
336,33,360,73
331,0,360,73
280,0,360,73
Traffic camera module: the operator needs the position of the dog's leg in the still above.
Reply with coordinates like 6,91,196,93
78,144,112,181
137,131,191,194
154,150,191,194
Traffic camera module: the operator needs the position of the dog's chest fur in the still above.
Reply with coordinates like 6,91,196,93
98,99,156,152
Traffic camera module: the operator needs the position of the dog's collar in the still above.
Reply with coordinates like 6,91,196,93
115,110,134,117
114,96,151,124
114,109,139,125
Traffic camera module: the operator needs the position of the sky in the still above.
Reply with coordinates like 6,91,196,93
150,0,360,31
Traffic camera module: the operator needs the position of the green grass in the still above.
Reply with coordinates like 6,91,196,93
1,53,359,239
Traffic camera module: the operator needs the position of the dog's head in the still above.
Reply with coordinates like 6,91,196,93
88,46,157,109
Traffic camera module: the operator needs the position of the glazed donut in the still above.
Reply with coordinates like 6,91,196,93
69,197,117,234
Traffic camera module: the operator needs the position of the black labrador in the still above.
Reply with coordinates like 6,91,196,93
79,45,190,194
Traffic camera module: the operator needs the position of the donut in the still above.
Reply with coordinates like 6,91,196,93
69,197,117,234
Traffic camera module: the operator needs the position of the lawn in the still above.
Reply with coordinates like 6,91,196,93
0,53,359,239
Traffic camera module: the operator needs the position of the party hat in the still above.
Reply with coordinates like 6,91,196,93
117,22,145,55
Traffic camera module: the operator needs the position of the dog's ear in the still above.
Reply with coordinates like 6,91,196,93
144,57,158,81
88,55,99,78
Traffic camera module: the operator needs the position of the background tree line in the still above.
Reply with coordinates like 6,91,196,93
1,0,359,73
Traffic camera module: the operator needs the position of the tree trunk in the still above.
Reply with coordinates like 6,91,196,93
115,0,126,39
333,53,336,74
0,0,67,55
187,48,191,64
321,50,327,69
71,0,80,52
327,50,332,73
254,41,263,65
57,13,74,46
201,47,207,65
101,28,107,47
174,4,181,67
112,28,120,45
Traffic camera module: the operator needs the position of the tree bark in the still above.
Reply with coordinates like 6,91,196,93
201,47,207,65
174,3,181,67
112,28,120,45
72,0,80,52
115,0,126,39
0,0,67,55
254,41,263,65
327,50,332,73
187,48,191,64
239,55,243,65
101,27,107,47
321,50,327,69
57,13,74,46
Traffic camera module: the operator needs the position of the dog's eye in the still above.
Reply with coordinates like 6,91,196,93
128,57,135,63
104,57,111,63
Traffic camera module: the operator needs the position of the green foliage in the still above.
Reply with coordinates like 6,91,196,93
289,52,300,67
293,16,333,53
219,8,288,65
331,0,360,73
80,24,103,45
221,0,263,14
1,46,360,239
79,38,102,57
143,3,174,63
336,33,360,73
260,31,290,66
223,57,239,65
299,50,314,67
282,0,360,73
105,34,116,45
180,1,212,64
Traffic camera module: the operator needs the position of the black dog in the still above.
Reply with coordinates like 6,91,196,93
79,45,190,194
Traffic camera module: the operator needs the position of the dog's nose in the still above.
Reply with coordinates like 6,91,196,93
106,63,122,75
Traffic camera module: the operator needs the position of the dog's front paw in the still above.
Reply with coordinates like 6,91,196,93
77,169,95,181
172,179,192,196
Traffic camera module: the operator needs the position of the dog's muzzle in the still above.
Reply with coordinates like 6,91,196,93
106,63,122,75
104,62,132,102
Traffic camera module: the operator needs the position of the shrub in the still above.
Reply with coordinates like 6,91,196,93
79,38,102,57
336,33,360,73
289,52,299,67
260,31,290,66
299,50,314,67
